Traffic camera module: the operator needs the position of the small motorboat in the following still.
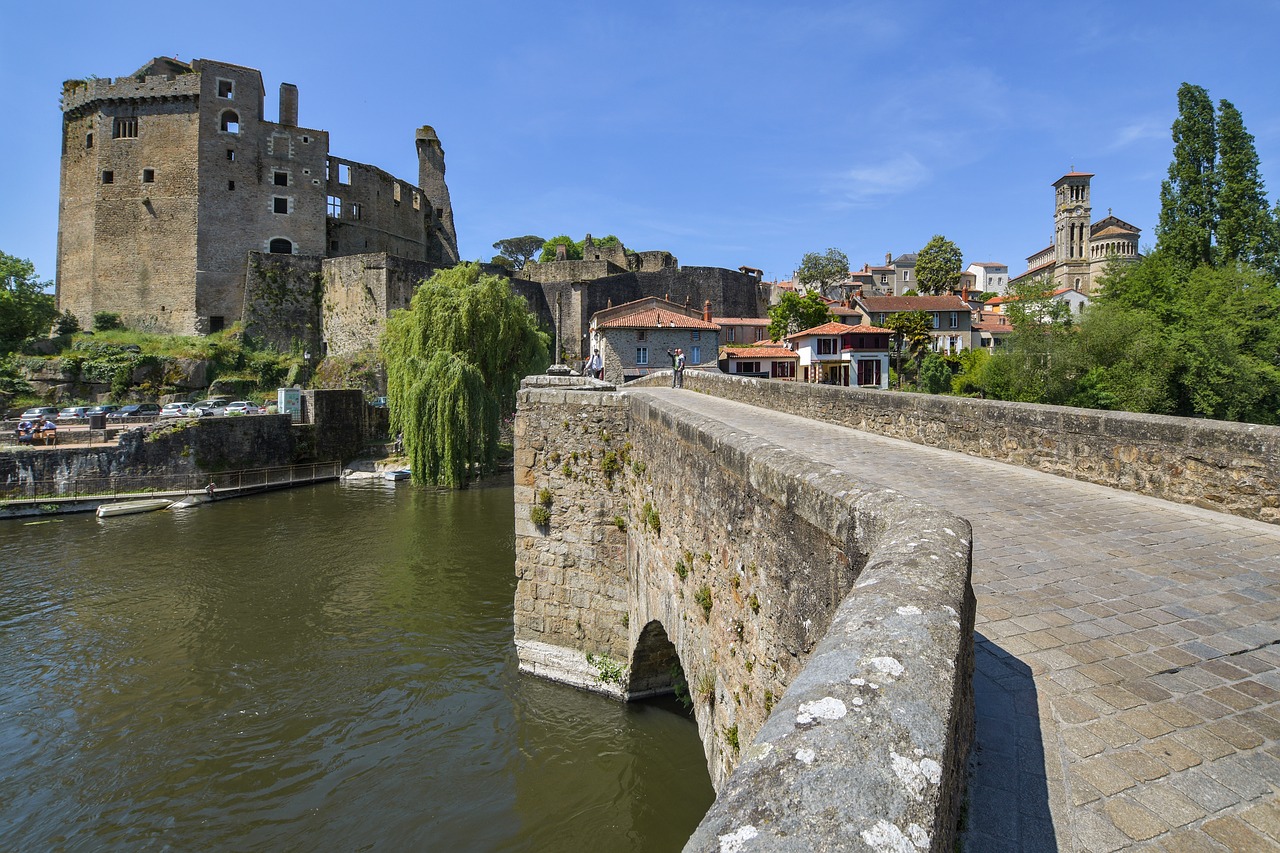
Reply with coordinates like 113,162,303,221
96,498,174,518
383,469,411,482
170,495,212,509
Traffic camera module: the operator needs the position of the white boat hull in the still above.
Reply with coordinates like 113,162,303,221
96,499,174,518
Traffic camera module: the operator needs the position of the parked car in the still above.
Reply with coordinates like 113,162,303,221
107,403,161,420
224,401,258,416
159,402,195,418
370,396,388,408
57,406,91,422
20,407,60,422
192,398,230,417
86,404,121,417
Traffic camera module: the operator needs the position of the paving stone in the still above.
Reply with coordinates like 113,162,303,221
1141,736,1205,772
1157,827,1232,852
1201,754,1276,799
1149,702,1206,729
1086,717,1144,749
1074,756,1137,796
1119,708,1178,738
1240,799,1280,842
1204,718,1265,750
1102,795,1170,841
1131,782,1208,828
1202,815,1273,851
1070,807,1132,853
1168,769,1242,812
1062,726,1108,758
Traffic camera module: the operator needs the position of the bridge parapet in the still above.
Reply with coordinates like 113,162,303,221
514,375,975,850
632,370,1280,524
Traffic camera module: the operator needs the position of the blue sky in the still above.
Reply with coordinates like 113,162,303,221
5,0,1280,285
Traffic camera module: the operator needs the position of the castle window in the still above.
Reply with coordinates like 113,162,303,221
327,196,341,216
217,79,234,99
436,207,444,220
112,116,138,139
301,135,310,144
209,316,225,333
273,196,290,214
269,238,293,255
350,203,362,220
101,170,114,184
220,111,240,133
393,183,401,204
227,149,235,161
273,170,289,187
142,168,155,183
337,163,350,185
85,132,93,149
228,181,235,191
412,193,420,210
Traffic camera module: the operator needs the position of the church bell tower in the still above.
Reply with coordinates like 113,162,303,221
1053,171,1093,291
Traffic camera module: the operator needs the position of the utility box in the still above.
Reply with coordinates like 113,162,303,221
88,414,107,430
277,387,303,423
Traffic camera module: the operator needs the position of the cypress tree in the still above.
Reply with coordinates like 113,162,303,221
1157,83,1218,270
1216,99,1277,272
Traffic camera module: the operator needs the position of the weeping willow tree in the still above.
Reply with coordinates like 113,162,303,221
382,263,549,487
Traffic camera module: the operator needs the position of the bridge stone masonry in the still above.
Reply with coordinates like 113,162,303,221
514,375,976,850
514,370,1280,851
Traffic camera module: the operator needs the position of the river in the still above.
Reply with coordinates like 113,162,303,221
0,479,713,850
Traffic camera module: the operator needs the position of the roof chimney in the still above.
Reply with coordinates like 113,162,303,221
703,300,712,322
886,252,892,265
279,83,298,127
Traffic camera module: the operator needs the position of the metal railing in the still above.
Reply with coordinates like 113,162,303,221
0,461,342,502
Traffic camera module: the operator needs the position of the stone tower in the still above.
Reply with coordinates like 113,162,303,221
415,126,458,262
1053,171,1093,292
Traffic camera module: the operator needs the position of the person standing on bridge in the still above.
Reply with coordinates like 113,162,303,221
668,348,685,388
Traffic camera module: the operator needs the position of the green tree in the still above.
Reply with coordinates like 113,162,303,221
538,235,584,263
795,248,849,299
1157,83,1218,270
914,235,964,295
919,353,952,394
1216,100,1276,272
381,263,549,487
0,252,56,354
883,310,933,383
1003,276,1073,329
492,235,546,270
767,291,833,341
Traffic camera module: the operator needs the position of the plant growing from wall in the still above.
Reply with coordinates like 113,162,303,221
612,515,627,531
723,724,740,753
600,450,620,488
671,663,692,711
694,584,713,621
696,672,716,704
674,558,689,580
530,504,551,527
585,652,627,686
642,502,661,534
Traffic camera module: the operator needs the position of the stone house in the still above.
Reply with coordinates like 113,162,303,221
715,317,772,346
967,262,1010,296
786,321,891,388
718,344,799,381
57,56,457,337
589,297,720,384
854,295,976,355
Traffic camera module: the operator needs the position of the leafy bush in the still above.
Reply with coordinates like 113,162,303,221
93,312,123,332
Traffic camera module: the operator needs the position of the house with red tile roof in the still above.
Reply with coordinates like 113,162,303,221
715,317,772,346
718,344,800,381
785,321,892,388
852,295,975,355
589,297,720,384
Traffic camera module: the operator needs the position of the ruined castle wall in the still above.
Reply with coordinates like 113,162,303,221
634,266,770,318
242,252,323,354
325,158,438,262
58,78,202,333
641,371,1280,525
514,376,975,848
320,253,447,357
196,62,328,332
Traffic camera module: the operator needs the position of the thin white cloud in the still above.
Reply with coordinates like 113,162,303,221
832,153,930,206
1108,119,1167,151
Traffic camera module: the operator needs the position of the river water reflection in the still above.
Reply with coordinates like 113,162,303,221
0,480,713,850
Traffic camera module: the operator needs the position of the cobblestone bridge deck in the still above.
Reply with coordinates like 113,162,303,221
634,388,1280,852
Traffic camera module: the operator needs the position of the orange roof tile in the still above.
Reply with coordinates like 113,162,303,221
858,295,971,312
721,346,798,359
787,321,892,339
595,307,720,330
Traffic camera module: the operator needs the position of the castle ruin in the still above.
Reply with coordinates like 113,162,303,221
57,57,458,336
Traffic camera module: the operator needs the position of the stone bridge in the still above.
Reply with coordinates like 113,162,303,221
512,371,1280,852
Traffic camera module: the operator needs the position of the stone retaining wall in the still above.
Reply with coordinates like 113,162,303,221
514,376,975,850
633,371,1280,524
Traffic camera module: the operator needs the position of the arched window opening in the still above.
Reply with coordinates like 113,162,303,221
220,110,240,133
269,238,293,255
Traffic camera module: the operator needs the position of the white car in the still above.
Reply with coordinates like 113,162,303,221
192,398,230,417
159,402,195,418
224,401,258,416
